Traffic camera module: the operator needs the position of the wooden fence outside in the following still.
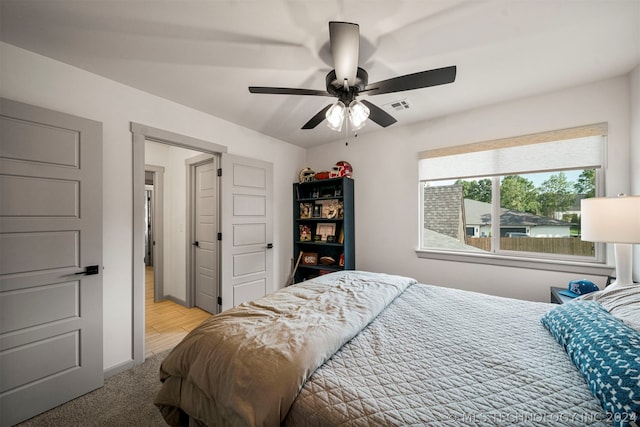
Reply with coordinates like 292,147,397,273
466,237,595,256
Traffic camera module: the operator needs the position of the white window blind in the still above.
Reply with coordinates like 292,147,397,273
418,124,607,181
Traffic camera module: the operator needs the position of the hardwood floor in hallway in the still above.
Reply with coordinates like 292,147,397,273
145,266,211,358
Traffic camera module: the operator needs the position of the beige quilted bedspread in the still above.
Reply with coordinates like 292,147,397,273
154,271,416,426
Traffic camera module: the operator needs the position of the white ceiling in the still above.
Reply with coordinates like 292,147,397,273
1,0,639,148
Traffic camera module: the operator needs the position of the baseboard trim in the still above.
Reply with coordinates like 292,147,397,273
104,359,135,378
163,295,188,307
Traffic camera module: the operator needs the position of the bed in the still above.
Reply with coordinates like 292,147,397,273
154,271,640,427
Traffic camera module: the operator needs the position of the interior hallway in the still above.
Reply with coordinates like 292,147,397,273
145,266,211,358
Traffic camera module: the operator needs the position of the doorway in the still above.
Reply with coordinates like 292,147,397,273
131,123,273,365
143,144,215,357
131,126,227,364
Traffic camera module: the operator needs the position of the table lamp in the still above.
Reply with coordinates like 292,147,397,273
581,194,640,288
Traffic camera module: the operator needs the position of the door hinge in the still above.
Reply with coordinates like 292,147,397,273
217,232,222,241
217,296,222,305
217,168,222,177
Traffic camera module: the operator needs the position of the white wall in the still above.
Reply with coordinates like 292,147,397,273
0,42,306,371
307,75,635,302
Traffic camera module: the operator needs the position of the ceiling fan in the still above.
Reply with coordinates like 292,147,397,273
248,21,457,132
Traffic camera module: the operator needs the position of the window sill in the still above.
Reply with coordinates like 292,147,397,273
415,248,614,276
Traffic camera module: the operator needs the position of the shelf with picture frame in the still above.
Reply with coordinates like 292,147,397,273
293,177,354,283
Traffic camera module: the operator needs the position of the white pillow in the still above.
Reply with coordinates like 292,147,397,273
578,284,640,332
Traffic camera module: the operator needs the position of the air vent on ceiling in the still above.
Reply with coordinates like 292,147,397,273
384,99,411,111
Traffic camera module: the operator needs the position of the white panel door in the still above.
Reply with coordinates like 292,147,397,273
0,98,103,426
194,159,217,314
220,154,273,312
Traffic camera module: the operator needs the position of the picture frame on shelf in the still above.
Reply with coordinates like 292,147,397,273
326,235,336,243
318,200,330,218
319,200,342,219
312,204,321,218
316,223,336,242
299,202,313,219
299,225,311,241
301,252,318,266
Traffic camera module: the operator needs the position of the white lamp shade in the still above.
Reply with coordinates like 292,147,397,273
581,195,640,243
325,101,346,131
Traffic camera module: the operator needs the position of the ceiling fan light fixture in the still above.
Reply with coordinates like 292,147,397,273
248,21,456,133
326,100,346,131
348,99,370,131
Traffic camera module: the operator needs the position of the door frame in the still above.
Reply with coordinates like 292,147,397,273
185,153,219,310
131,123,226,366
145,164,165,302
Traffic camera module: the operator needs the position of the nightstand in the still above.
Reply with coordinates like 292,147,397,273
550,286,576,304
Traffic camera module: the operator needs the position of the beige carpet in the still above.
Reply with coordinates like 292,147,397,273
16,350,171,427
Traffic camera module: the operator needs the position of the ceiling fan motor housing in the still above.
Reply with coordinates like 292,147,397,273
326,67,368,105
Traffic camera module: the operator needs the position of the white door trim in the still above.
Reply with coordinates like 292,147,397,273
130,123,226,366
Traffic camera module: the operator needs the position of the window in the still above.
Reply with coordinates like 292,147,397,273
418,124,607,266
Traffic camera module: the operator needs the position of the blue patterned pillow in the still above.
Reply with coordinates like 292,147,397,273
541,301,640,427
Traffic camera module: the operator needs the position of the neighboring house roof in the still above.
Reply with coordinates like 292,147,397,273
464,199,574,226
463,199,496,226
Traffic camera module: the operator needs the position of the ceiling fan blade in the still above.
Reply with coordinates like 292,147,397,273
363,66,457,96
249,87,332,96
329,21,360,87
302,105,332,129
360,100,397,128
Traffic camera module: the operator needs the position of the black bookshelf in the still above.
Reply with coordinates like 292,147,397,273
292,177,354,283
